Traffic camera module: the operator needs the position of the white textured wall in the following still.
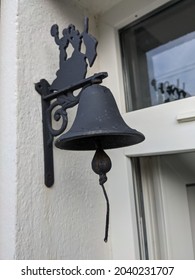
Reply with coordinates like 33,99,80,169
0,0,18,259
0,0,111,259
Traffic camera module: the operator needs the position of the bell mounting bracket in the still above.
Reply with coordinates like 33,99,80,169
35,17,107,187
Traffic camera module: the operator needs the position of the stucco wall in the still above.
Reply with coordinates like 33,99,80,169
0,0,18,260
0,0,111,259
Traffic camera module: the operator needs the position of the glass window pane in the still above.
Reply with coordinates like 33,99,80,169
147,32,195,105
120,0,195,111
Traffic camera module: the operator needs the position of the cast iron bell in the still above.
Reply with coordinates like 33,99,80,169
55,84,145,150
55,84,145,242
55,84,144,242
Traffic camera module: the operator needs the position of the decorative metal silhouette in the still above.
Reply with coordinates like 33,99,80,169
50,18,97,90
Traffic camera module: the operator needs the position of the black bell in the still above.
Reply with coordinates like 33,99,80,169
55,84,145,243
55,84,145,150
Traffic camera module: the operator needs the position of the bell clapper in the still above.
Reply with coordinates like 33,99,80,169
91,146,112,242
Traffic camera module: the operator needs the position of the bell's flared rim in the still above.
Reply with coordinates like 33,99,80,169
55,129,145,151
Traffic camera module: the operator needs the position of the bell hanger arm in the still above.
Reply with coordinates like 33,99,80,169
35,79,54,187
43,72,108,101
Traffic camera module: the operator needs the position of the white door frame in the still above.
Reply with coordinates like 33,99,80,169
139,157,168,259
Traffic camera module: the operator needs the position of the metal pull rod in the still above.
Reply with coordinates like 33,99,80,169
100,182,110,242
91,147,112,242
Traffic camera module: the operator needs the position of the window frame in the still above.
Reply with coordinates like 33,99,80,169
119,0,195,112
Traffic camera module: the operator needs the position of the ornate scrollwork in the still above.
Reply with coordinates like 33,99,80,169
47,91,80,137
